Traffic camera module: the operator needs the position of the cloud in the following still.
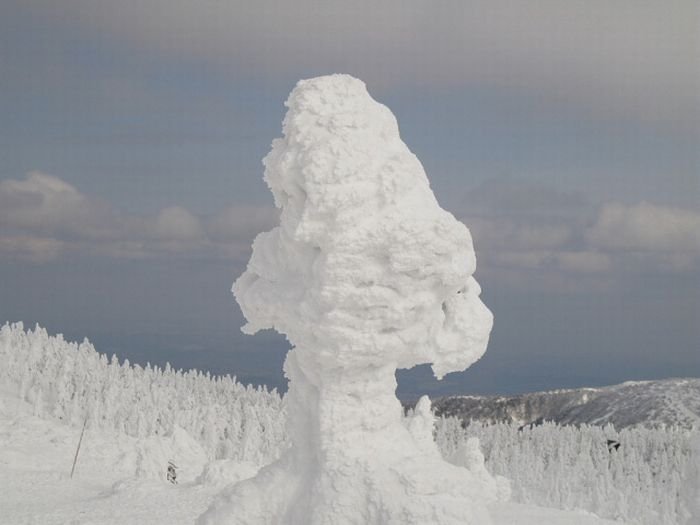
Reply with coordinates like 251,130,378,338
0,236,65,263
457,179,699,283
152,207,204,241
489,250,610,274
467,218,573,251
586,201,700,253
0,172,274,262
14,0,697,130
461,177,589,219
207,206,279,243
555,251,611,274
2,172,697,283
459,177,586,254
585,202,700,272
0,172,107,238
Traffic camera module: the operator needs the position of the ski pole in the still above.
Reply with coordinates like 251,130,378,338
70,416,88,479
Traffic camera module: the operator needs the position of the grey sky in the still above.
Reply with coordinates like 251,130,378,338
1,1,698,396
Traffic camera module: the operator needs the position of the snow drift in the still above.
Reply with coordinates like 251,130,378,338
200,74,496,524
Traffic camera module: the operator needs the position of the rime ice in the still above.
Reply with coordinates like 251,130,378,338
200,75,496,524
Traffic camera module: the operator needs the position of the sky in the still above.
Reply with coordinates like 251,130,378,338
1,1,698,399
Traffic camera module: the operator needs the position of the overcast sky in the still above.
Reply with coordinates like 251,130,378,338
1,1,698,397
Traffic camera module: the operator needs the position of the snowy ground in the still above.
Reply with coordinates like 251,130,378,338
0,387,624,525
0,389,249,525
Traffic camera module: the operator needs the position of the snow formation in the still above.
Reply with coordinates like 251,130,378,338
200,74,496,524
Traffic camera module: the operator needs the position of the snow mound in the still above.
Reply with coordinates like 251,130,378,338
201,74,495,524
122,425,208,482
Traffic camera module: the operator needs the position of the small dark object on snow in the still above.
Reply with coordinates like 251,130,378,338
167,461,178,484
517,417,546,431
607,439,621,452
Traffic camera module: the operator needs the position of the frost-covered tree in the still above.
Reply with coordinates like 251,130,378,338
0,321,697,523
434,418,698,525
0,322,285,464
201,74,499,525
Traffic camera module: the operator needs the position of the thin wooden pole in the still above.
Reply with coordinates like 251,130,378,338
70,417,88,479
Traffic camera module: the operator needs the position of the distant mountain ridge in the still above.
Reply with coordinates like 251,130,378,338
432,378,700,429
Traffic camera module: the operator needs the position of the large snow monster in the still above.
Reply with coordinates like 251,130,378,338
199,74,500,525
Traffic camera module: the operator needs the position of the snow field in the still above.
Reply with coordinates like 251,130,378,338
0,386,613,525
2,322,697,523
0,388,253,525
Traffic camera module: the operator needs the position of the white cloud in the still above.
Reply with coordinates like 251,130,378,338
0,235,65,263
459,179,699,279
207,206,278,243
2,172,697,279
0,171,85,229
555,251,611,274
152,206,204,241
0,172,274,262
586,201,700,253
467,218,573,251
0,171,119,241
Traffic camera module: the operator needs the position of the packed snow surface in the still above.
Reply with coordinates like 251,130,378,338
204,74,498,524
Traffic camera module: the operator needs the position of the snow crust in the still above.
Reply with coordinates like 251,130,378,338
200,74,495,524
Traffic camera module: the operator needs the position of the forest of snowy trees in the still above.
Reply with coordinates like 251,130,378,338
436,417,697,524
0,323,286,465
0,322,697,524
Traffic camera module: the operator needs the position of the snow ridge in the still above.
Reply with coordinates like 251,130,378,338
432,378,700,430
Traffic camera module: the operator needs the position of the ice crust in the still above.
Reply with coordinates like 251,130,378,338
199,74,496,524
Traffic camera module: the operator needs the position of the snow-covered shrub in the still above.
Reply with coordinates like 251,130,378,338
0,322,287,465
435,416,697,525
